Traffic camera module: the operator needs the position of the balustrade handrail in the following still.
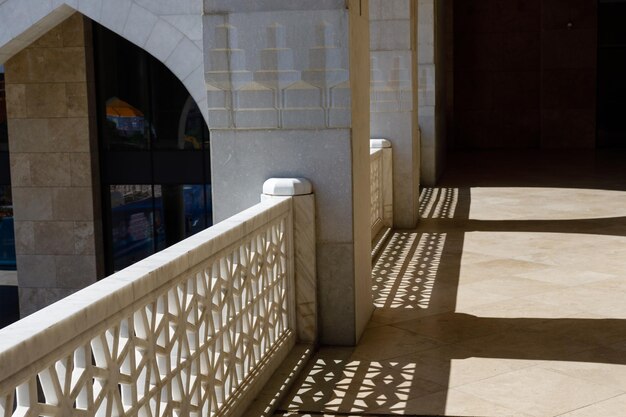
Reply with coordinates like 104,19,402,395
370,139,393,244
0,193,304,416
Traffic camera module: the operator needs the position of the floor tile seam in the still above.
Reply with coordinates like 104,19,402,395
362,385,457,416
387,321,523,346
538,360,626,393
275,383,450,417
385,322,457,345
452,322,614,352
453,366,624,417
368,386,522,417
551,392,626,417
274,410,468,417
451,383,544,417
381,310,459,329
373,232,424,310
442,359,546,391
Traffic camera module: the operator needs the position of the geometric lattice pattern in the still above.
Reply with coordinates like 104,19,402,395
419,187,459,219
0,216,291,417
372,231,446,309
370,150,383,232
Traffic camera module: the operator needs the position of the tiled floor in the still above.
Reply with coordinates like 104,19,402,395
275,151,626,417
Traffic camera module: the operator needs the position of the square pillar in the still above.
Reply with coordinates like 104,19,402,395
4,14,102,316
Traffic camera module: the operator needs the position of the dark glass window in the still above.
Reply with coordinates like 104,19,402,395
94,24,212,274
0,65,7,152
0,66,15,272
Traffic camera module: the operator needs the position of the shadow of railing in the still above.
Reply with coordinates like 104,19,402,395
280,182,626,416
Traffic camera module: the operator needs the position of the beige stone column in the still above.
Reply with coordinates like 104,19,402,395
4,14,101,316
370,0,421,228
418,0,447,186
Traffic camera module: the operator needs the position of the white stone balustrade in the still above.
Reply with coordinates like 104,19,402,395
0,179,316,417
370,139,393,241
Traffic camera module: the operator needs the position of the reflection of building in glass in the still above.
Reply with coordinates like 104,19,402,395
0,66,13,272
105,97,146,138
94,23,213,273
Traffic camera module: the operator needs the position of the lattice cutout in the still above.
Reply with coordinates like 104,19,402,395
372,231,445,309
0,216,291,417
370,151,383,230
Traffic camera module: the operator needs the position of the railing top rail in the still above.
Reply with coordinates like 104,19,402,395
370,147,383,157
370,138,391,149
0,196,291,391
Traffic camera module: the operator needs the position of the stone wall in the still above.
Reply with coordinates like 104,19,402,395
370,0,420,228
452,0,597,149
4,14,100,316
206,2,371,345
418,0,447,186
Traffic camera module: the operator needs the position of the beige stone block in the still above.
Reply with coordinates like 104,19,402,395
74,222,95,255
31,24,64,48
5,83,27,118
61,13,85,47
70,153,93,186
48,118,90,152
11,187,53,221
4,51,31,84
13,48,86,84
65,83,88,117
55,255,97,289
30,153,71,186
293,194,317,344
18,287,74,317
54,46,87,82
9,154,33,186
16,255,57,288
7,118,50,153
25,83,68,118
33,221,75,255
52,187,94,221
13,221,35,254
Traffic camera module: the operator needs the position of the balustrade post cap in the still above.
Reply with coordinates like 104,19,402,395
263,178,313,196
370,138,391,149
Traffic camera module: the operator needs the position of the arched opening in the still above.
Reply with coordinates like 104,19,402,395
92,23,212,273
0,64,18,327
0,9,211,319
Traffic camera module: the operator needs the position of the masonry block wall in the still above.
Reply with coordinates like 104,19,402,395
370,0,420,228
418,0,448,186
453,0,597,149
4,14,100,316
205,0,372,345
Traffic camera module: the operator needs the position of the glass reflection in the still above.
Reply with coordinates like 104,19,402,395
110,185,159,271
0,65,7,153
95,23,212,274
104,97,148,150
0,186,14,271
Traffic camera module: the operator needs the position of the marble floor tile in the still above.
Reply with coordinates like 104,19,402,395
455,367,623,417
350,325,444,362
368,388,524,416
277,151,626,416
557,393,626,417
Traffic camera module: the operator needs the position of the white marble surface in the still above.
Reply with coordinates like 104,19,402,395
0,195,298,417
370,0,420,228
0,0,207,120
203,9,350,129
263,178,313,197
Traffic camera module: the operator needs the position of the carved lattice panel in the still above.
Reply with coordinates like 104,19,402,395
370,150,383,233
0,215,291,417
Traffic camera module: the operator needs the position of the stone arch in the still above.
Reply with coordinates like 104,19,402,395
0,0,208,122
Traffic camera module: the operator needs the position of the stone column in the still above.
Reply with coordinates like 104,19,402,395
418,0,447,185
205,1,372,345
370,0,421,228
4,14,101,316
